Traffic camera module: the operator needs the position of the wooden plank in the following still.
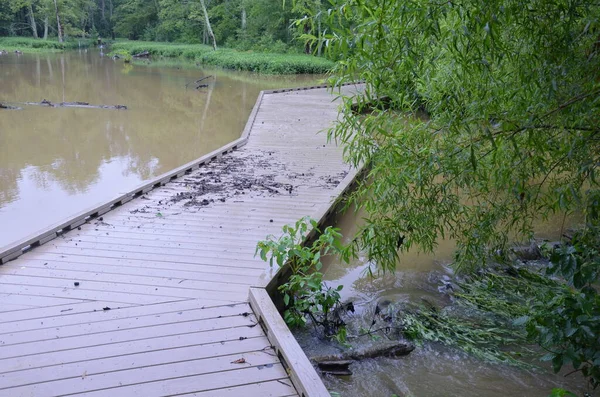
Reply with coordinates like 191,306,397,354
60,364,289,397
0,283,192,305
0,337,278,394
39,241,258,261
0,301,134,324
0,302,249,335
63,235,257,253
177,380,297,397
0,272,249,298
0,326,265,374
249,288,330,397
21,248,267,271
0,315,258,360
1,309,255,347
1,304,253,342
5,260,258,286
0,303,37,312
19,254,264,277
0,292,87,307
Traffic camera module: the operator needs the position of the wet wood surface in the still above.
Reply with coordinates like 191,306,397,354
0,86,355,396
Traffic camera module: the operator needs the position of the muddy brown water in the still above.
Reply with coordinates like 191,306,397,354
0,50,321,247
294,208,594,397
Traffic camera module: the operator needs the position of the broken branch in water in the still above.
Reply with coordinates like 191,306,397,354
23,99,127,110
185,75,213,90
0,103,22,110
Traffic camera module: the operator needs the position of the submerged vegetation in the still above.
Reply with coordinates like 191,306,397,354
401,230,600,390
402,265,553,367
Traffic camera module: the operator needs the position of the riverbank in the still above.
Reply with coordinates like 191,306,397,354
0,36,334,74
0,37,92,53
110,40,334,74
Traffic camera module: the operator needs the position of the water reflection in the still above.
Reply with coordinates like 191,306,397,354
0,51,321,246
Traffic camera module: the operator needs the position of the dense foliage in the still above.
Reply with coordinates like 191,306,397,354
319,0,600,271
311,0,599,390
521,228,600,389
0,0,330,53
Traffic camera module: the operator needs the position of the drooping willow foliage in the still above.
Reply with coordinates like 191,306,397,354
308,0,600,273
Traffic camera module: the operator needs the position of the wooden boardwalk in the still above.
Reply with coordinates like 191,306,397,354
0,86,356,396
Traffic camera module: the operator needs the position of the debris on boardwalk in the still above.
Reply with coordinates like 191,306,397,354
165,150,349,210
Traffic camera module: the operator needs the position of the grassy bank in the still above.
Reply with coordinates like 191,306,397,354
110,40,334,74
0,37,92,53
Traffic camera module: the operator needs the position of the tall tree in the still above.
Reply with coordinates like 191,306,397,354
27,2,38,38
52,0,62,42
198,0,216,50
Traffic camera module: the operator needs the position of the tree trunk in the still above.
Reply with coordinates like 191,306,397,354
304,22,311,54
101,0,106,22
241,6,247,31
317,14,322,56
90,5,95,31
199,0,216,50
43,16,48,39
53,0,63,43
28,4,38,39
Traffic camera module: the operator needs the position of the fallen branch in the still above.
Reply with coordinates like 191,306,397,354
185,75,213,89
311,341,415,364
0,103,21,110
311,341,415,376
23,99,127,110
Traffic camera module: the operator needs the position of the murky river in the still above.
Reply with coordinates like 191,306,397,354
295,208,593,397
0,50,320,247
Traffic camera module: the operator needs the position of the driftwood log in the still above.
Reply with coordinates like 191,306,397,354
185,75,213,90
25,100,127,110
133,50,150,58
311,341,415,376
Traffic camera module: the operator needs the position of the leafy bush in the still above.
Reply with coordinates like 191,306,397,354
256,217,347,339
520,226,600,390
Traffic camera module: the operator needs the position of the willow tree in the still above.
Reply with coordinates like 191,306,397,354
315,0,600,387
314,0,600,272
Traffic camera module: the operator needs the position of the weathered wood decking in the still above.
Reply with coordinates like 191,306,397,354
0,86,356,396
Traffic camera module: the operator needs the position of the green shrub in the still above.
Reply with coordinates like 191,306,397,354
256,217,348,340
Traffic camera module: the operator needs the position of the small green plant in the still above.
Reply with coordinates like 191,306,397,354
256,217,348,339
109,49,132,63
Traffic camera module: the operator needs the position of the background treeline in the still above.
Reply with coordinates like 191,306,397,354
0,0,327,53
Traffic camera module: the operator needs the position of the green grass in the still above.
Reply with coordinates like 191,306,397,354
110,40,334,75
0,37,92,52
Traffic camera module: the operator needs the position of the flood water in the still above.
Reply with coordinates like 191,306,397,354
296,208,593,397
0,50,320,247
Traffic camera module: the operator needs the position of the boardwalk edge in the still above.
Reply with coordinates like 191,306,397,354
249,287,331,397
